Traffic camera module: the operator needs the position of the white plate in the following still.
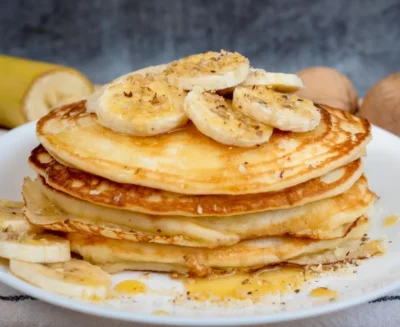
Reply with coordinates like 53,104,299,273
0,122,399,326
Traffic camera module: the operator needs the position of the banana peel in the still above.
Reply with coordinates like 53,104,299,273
0,55,94,128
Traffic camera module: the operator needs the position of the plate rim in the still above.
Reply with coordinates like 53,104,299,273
1,270,399,326
0,121,399,326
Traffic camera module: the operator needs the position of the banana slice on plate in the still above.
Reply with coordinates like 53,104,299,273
0,199,69,263
0,233,70,263
184,88,273,147
10,259,111,300
165,50,250,90
0,199,34,234
241,68,304,93
93,73,188,136
233,86,321,132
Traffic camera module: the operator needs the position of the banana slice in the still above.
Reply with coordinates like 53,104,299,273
0,200,33,234
86,65,169,113
165,50,250,90
113,63,168,82
0,199,69,263
184,88,273,147
0,233,70,263
95,73,188,136
10,259,111,300
85,85,105,114
241,68,304,93
233,86,321,132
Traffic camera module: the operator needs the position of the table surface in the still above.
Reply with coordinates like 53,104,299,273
0,127,399,327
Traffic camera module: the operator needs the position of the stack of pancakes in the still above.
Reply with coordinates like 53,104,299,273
22,101,383,277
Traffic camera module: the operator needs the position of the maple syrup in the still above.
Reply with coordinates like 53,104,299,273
114,280,147,295
181,266,309,302
383,215,398,227
309,287,338,300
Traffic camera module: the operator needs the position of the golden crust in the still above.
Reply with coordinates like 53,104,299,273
30,145,363,216
23,176,376,248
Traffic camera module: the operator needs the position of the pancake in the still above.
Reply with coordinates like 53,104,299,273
30,145,364,216
67,217,385,277
22,176,376,248
36,101,371,195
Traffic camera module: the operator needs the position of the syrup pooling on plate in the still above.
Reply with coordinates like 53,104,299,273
180,266,311,302
383,215,398,227
309,287,338,300
114,280,147,295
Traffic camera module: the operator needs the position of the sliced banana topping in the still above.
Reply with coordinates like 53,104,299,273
10,259,111,300
233,86,321,132
85,85,105,114
184,88,273,147
165,50,250,90
241,68,304,93
113,63,168,82
96,73,188,136
86,64,169,113
87,52,320,143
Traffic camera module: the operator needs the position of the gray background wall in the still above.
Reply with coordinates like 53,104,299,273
1,0,399,95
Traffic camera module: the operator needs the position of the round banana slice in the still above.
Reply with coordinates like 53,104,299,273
241,68,304,93
233,86,321,132
0,234,70,263
96,73,188,136
0,199,33,234
1,199,69,263
165,50,250,90
10,259,111,300
113,63,168,82
87,65,169,113
184,88,273,147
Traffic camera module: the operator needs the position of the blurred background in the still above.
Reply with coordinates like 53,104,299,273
1,0,399,95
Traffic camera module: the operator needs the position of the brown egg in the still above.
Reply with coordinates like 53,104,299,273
359,73,400,136
296,67,358,113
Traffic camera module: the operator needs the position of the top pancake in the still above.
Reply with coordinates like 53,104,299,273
37,101,371,195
